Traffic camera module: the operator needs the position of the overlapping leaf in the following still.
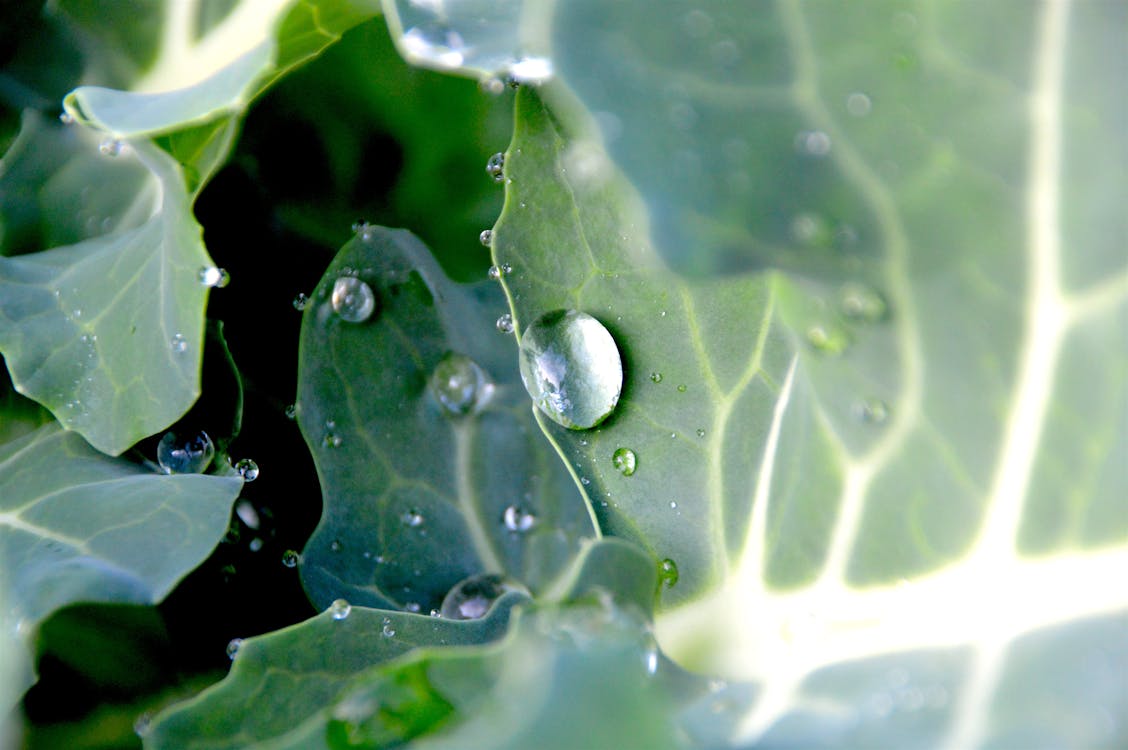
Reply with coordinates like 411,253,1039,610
295,226,596,613
476,0,1127,743
0,421,242,724
148,538,701,750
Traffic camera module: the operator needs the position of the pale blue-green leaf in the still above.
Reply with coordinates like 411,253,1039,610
0,422,242,727
296,226,596,613
0,112,215,455
488,0,1128,741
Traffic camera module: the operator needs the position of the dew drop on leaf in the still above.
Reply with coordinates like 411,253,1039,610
170,333,187,353
847,91,872,116
98,138,123,156
479,229,493,246
329,599,351,620
235,458,259,482
612,447,637,476
495,313,514,333
281,549,300,568
806,325,850,354
440,573,520,620
331,276,377,323
292,292,309,310
351,220,376,240
430,352,492,416
381,617,396,637
157,431,214,474
839,282,887,322
502,504,536,532
659,558,679,588
696,428,706,438
677,384,687,393
225,638,243,660
487,265,502,280
650,372,663,383
518,309,623,430
197,266,230,288
853,397,890,424
401,508,424,527
486,152,505,182
284,403,297,420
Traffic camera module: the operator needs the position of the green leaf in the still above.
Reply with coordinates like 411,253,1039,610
0,112,218,455
295,226,596,613
147,539,698,750
0,421,242,724
144,592,524,750
486,0,1128,737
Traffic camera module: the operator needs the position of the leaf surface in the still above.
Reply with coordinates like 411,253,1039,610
484,0,1128,739
295,227,596,613
0,421,242,723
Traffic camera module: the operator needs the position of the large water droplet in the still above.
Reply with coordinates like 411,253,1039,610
281,549,300,568
198,266,230,288
518,309,623,430
479,229,493,246
486,152,505,182
502,504,536,532
331,276,377,323
659,558,679,588
440,573,521,620
329,599,352,620
157,431,214,474
430,352,492,416
612,447,637,476
235,458,259,482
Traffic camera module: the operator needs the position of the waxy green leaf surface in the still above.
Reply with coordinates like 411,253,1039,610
295,227,596,613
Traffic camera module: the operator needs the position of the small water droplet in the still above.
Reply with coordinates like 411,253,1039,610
58,111,75,125
249,537,263,552
99,138,124,156
226,638,243,660
440,573,520,620
853,398,890,423
430,352,493,416
170,333,187,353
696,428,706,438
847,92,872,117
503,504,536,532
479,229,493,246
322,432,342,448
495,313,514,333
330,539,342,552
659,558,679,588
381,616,396,637
285,403,297,419
351,220,376,240
479,76,505,95
508,56,553,83
292,292,309,310
401,508,424,527
486,152,505,182
806,325,850,354
650,372,663,383
677,384,687,393
235,458,259,482
329,599,351,620
839,283,887,322
157,431,214,474
331,276,377,323
488,265,503,280
429,608,441,617
794,130,831,157
670,501,678,509
612,447,637,476
281,549,300,568
198,266,230,288
133,712,152,737
518,309,623,430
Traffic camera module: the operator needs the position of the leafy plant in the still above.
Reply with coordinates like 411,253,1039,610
2,1,1125,749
